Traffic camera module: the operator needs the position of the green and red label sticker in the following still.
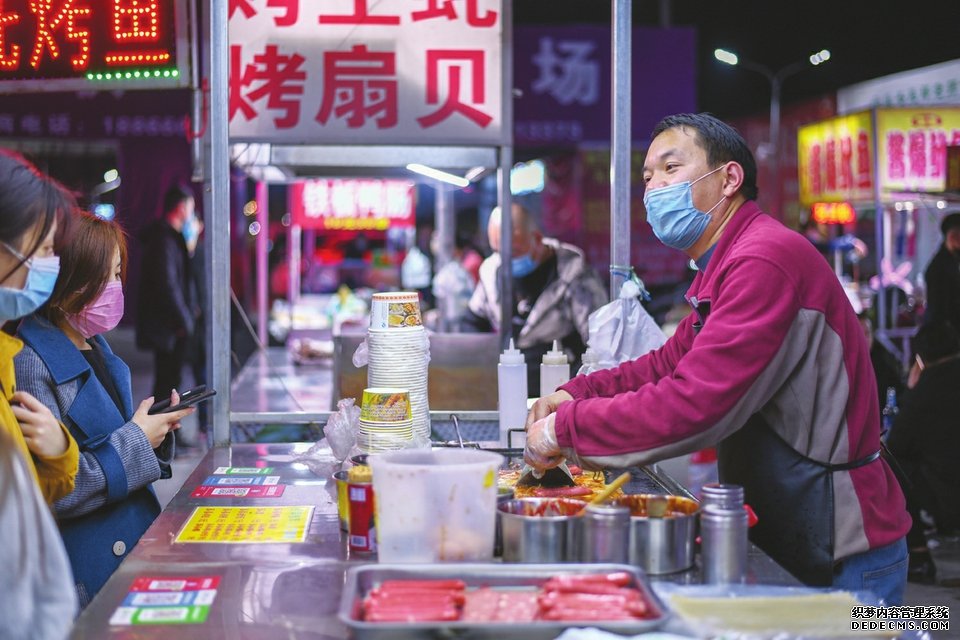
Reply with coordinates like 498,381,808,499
109,576,220,626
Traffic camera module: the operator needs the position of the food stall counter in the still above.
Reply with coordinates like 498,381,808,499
70,443,799,638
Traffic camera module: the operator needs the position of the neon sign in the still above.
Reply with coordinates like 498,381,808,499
0,0,188,91
289,179,416,231
812,202,857,225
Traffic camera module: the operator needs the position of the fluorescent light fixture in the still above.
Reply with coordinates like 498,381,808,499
714,48,738,66
406,163,469,188
93,203,115,220
464,166,488,182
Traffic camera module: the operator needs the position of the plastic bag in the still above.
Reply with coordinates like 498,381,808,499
324,398,360,463
582,278,666,374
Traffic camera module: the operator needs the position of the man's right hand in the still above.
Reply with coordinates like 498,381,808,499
525,390,574,430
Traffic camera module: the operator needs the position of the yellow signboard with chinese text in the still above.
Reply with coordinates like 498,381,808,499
876,108,960,193
798,112,874,205
175,506,314,544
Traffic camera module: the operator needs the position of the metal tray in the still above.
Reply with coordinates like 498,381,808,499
338,563,669,640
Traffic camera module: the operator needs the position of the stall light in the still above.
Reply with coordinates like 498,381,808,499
464,166,488,182
103,169,119,183
714,48,738,66
904,201,915,211
93,204,115,221
243,200,258,216
281,213,292,227
406,163,469,188
894,202,903,211
248,221,262,236
511,159,546,195
937,200,947,209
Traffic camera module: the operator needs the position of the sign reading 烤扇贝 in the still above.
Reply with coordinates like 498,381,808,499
228,0,504,145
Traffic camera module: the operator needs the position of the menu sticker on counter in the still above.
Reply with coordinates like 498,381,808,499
191,485,286,499
202,475,281,486
213,466,274,474
174,506,314,543
109,575,220,626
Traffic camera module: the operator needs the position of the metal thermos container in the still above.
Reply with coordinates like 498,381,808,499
581,503,630,563
701,504,748,584
700,483,744,510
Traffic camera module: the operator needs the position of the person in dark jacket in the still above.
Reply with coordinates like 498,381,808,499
887,320,960,584
135,185,200,448
16,212,193,606
922,212,960,329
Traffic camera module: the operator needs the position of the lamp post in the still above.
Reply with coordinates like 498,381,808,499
714,48,831,215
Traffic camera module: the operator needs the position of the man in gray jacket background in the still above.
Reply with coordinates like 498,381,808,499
465,203,608,396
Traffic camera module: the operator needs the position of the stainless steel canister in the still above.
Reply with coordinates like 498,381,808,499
497,498,582,563
700,483,744,510
581,503,630,563
701,504,748,584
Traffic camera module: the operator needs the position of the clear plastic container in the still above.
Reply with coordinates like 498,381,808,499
369,448,504,563
498,339,528,447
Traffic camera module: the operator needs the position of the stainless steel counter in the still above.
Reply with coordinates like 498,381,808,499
71,443,799,639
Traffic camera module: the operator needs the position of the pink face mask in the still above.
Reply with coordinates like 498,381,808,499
66,280,124,339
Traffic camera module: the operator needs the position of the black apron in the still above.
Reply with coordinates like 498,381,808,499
718,415,880,585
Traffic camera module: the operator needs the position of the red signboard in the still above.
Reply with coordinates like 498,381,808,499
0,0,189,91
289,179,415,231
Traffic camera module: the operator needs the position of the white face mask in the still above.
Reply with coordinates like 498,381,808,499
0,242,60,322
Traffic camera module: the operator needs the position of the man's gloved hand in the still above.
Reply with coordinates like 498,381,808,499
524,413,564,472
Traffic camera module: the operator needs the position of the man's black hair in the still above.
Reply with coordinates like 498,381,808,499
163,184,194,215
940,212,960,235
651,113,759,201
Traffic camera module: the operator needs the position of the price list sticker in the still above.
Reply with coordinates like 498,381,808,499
191,485,286,499
213,466,275,475
108,576,220,626
202,475,281,486
174,506,314,544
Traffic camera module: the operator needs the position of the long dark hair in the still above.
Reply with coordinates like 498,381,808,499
43,212,128,329
0,149,76,282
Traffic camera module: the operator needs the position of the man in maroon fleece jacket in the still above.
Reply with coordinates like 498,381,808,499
524,113,910,603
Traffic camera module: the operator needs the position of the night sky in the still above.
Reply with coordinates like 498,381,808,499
514,0,960,118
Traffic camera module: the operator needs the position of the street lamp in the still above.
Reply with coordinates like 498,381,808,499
713,48,831,213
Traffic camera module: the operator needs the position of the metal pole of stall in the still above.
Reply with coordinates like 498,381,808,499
497,0,514,350
289,225,302,306
256,181,269,346
209,0,231,446
188,0,203,183
435,185,454,332
872,108,890,346
610,0,632,299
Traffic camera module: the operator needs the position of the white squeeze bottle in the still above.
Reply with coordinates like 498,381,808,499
498,339,528,447
540,340,571,398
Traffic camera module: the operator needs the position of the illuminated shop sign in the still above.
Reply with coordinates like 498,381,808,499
812,202,856,225
289,179,416,231
0,0,189,91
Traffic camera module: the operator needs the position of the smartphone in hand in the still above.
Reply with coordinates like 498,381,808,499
148,385,216,415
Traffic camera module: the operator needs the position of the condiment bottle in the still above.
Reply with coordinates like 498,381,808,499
577,346,600,376
498,339,528,447
539,340,570,398
701,504,748,584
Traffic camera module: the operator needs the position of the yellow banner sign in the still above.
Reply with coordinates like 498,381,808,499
175,506,314,544
876,108,960,192
797,112,874,206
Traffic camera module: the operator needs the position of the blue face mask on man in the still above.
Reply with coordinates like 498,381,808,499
510,253,538,278
643,165,728,250
0,242,60,322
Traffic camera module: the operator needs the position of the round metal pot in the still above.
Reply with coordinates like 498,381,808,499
497,498,584,563
614,494,700,575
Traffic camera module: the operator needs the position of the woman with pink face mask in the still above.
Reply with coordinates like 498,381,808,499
15,212,194,607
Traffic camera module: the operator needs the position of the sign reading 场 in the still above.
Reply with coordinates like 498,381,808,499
228,0,504,145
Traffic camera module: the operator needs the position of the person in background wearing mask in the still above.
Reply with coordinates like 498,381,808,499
0,149,79,638
922,212,960,330
16,213,194,607
135,184,202,451
465,203,607,397
524,114,910,603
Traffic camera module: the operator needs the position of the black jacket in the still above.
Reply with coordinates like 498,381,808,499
135,220,196,352
923,245,960,328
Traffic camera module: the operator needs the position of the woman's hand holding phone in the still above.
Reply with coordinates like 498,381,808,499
134,389,194,449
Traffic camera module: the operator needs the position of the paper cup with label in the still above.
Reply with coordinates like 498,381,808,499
360,388,412,423
370,292,422,330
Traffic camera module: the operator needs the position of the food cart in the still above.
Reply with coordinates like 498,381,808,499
797,106,960,363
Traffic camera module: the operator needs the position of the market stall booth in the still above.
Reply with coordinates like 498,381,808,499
798,106,960,362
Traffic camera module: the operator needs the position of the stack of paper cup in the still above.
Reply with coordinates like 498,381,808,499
367,292,430,440
357,388,414,453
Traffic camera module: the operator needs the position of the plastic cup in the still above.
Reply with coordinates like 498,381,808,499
369,448,503,563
